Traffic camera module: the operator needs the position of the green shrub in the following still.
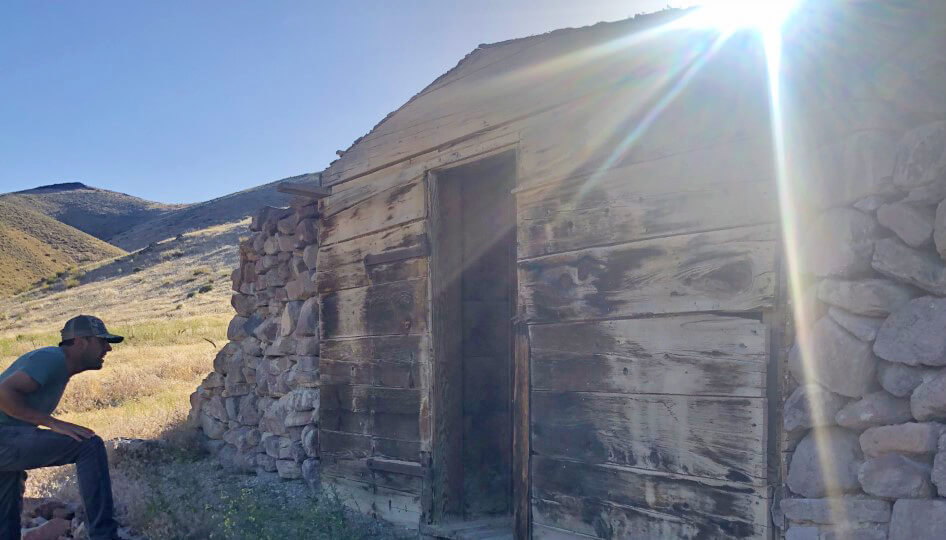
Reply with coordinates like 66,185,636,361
197,284,213,294
193,267,210,276
64,278,80,289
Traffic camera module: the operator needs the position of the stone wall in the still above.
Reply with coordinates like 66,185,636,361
781,121,946,539
188,199,322,488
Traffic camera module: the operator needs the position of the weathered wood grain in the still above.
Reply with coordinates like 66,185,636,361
320,279,428,339
322,474,422,528
320,385,422,415
513,322,531,540
317,221,429,294
531,391,766,482
320,359,419,389
516,143,776,258
320,408,420,441
320,129,519,218
530,315,767,397
320,335,426,364
532,456,768,539
322,456,424,493
320,429,422,462
519,224,777,322
320,180,426,247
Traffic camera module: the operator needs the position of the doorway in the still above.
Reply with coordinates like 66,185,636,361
428,150,517,530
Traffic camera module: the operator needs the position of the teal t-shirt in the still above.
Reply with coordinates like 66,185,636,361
0,346,68,426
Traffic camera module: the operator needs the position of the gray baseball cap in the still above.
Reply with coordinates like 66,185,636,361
61,315,124,343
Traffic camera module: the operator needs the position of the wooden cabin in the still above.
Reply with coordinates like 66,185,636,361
304,3,944,538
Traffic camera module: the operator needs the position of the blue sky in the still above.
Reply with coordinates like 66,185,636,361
0,1,682,203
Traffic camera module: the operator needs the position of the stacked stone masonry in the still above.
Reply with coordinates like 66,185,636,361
783,121,946,539
188,200,321,489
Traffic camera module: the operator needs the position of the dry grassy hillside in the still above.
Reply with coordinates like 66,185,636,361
0,199,126,296
1,182,185,242
110,173,315,251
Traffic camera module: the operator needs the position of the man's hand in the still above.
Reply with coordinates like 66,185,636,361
46,418,96,441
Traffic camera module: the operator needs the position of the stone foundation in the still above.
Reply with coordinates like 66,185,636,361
188,198,321,488
782,121,946,539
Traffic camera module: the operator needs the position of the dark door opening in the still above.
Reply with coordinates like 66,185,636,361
429,150,517,530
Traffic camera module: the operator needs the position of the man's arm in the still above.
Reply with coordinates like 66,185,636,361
0,371,95,441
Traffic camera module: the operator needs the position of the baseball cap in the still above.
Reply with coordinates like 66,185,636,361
61,315,124,343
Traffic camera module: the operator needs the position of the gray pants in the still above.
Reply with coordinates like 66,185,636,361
0,425,117,540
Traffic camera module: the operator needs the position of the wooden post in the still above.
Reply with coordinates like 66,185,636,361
513,319,531,539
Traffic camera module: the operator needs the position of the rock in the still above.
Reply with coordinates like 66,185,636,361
784,385,846,432
822,526,888,540
276,459,302,479
22,517,70,540
285,278,305,301
934,200,946,261
296,218,319,245
241,337,262,357
202,372,223,389
263,236,279,256
226,316,249,341
277,234,296,252
877,202,934,247
285,388,319,412
237,394,260,425
854,195,892,213
859,454,933,498
872,238,946,296
780,497,891,524
877,360,936,398
892,121,946,191
931,434,946,496
302,424,318,458
296,337,320,356
827,307,884,342
303,244,318,269
295,297,319,337
789,317,877,397
223,427,261,453
874,296,946,366
911,370,946,421
256,453,277,473
252,317,279,343
889,499,946,540
817,278,918,317
302,458,320,489
835,391,912,431
200,413,226,439
279,301,303,337
804,208,877,278
787,428,862,497
860,422,946,457
277,214,298,235
231,294,254,317
204,396,228,422
812,130,899,209
285,409,317,428
286,364,319,388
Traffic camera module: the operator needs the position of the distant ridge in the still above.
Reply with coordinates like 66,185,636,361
16,182,91,193
0,184,185,242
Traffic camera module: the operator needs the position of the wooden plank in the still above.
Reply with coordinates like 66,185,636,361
317,221,428,293
513,321,531,540
277,183,332,199
322,456,424,493
531,391,766,482
368,457,426,477
515,142,777,258
533,522,599,539
532,456,768,539
320,408,420,441
322,474,422,528
321,385,422,415
320,180,426,247
320,430,422,462
320,335,426,364
529,315,767,397
320,359,420,389
321,129,519,218
519,224,777,323
365,241,430,267
320,279,428,339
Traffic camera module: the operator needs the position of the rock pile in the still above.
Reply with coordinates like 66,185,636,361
188,198,321,489
783,121,946,539
20,498,138,540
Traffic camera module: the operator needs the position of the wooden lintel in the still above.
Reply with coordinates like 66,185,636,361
364,237,430,267
277,183,332,199
367,457,425,477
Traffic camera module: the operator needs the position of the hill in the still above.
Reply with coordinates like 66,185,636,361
1,183,185,242
0,198,126,296
109,173,314,251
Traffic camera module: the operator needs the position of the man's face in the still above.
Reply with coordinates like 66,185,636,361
78,336,111,370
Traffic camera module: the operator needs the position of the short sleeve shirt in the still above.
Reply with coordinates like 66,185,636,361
0,347,68,426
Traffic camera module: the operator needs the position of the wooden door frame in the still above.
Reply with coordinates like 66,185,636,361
423,144,529,536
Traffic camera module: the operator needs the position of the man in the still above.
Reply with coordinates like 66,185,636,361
0,315,123,540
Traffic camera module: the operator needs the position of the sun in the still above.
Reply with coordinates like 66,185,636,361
679,0,801,37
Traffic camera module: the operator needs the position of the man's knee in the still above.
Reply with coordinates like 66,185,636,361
80,435,106,454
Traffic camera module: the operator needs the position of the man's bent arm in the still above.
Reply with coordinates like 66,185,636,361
0,371,94,440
